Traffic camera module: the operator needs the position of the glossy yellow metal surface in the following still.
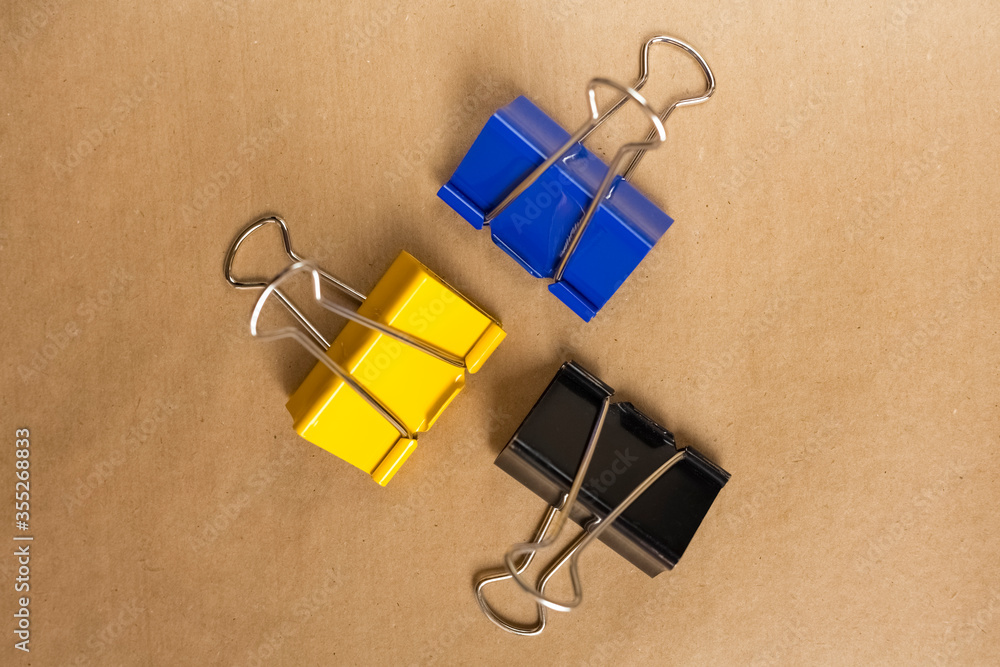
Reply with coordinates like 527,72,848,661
285,251,505,485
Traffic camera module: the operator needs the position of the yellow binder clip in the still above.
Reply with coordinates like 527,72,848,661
225,216,506,485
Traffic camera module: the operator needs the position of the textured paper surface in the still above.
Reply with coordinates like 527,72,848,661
1,1,998,664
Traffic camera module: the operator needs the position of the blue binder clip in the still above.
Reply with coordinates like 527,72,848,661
438,37,715,321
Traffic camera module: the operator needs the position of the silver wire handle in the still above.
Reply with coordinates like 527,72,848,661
225,216,366,348
611,35,716,180
483,76,665,226
474,503,560,636
249,261,415,439
482,35,715,283
225,215,367,300
475,396,689,635
225,216,469,439
555,78,668,282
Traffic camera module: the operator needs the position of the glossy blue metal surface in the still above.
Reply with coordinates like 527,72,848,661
438,96,673,321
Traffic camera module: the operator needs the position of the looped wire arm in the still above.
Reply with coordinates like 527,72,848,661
475,499,597,636
619,36,715,180
249,261,415,439
507,450,688,613
474,504,560,636
224,215,368,302
551,78,667,282
475,391,690,631
484,78,666,231
227,216,468,366
479,36,713,278
473,396,611,634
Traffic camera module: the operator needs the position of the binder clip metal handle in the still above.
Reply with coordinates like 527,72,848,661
475,361,728,635
225,216,467,441
483,34,716,282
613,35,717,180
475,394,688,634
474,502,559,636
503,452,690,613
439,36,716,321
578,36,716,148
224,215,366,349
484,78,667,283
224,215,366,300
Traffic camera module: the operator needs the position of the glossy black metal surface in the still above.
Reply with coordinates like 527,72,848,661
496,361,730,576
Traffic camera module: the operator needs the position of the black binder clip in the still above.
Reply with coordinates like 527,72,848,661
475,361,729,635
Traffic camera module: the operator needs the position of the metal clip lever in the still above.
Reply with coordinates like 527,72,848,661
225,216,466,440
440,36,716,320
484,35,716,283
475,361,729,634
611,35,716,180
476,394,688,635
484,78,668,285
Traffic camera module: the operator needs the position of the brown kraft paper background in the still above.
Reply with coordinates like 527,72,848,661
1,0,998,664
